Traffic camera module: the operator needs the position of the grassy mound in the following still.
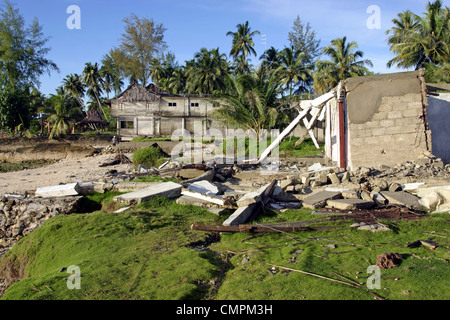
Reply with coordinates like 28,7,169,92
0,193,449,300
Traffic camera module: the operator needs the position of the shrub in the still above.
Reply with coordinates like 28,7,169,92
132,146,167,168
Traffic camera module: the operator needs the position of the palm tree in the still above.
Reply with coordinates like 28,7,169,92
212,72,286,138
62,73,85,109
386,0,449,71
313,36,373,94
100,55,123,98
185,48,229,95
82,62,107,119
167,67,186,94
259,46,280,71
274,47,313,96
227,21,260,74
46,87,83,139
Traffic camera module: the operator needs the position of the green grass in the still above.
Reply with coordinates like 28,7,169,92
131,175,179,183
0,195,448,300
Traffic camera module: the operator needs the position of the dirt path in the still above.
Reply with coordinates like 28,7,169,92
0,153,134,195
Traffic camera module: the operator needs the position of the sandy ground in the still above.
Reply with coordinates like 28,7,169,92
0,153,135,195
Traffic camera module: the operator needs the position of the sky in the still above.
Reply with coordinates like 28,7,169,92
7,0,448,97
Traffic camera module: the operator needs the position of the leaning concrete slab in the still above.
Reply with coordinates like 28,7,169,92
302,191,342,209
223,182,276,226
326,199,375,210
35,183,81,198
380,191,423,210
113,182,182,204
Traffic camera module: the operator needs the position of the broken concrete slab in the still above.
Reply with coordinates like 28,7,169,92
35,183,81,198
326,199,375,210
186,180,219,196
113,181,182,204
114,207,131,213
176,195,231,214
302,190,342,209
380,191,423,210
371,192,387,206
223,182,276,226
181,190,230,206
351,222,391,232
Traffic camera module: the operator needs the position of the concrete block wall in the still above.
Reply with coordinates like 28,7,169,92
348,92,427,168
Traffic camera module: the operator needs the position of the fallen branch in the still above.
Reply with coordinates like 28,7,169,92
267,263,385,300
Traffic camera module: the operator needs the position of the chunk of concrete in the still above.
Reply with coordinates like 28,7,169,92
380,191,423,210
327,172,341,185
35,183,81,198
113,182,182,204
223,183,275,226
302,191,342,209
187,180,219,196
326,199,375,210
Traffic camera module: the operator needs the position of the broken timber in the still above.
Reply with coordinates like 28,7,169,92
258,90,336,164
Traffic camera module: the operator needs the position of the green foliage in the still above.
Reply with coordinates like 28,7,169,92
313,36,373,94
0,86,31,134
109,14,167,87
132,146,167,168
386,0,449,71
212,72,289,138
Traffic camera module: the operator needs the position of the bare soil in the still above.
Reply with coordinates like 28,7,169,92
0,153,134,195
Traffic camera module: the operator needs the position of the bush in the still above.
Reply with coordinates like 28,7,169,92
132,146,167,168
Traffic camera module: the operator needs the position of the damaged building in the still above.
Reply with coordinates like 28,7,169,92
107,82,226,139
287,69,450,169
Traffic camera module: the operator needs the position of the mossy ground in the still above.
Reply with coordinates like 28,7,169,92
0,193,448,300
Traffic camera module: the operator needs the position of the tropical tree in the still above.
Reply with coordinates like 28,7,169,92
100,54,123,98
259,46,280,72
288,15,321,65
0,0,58,134
212,72,287,138
167,67,187,94
46,87,83,139
185,48,229,95
226,21,260,75
110,14,167,87
386,0,449,73
82,62,107,118
62,73,85,109
274,47,313,96
313,36,373,93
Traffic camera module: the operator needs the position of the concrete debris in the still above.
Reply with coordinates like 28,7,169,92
326,199,375,210
113,181,182,204
302,191,342,209
380,191,423,211
35,183,81,198
350,222,391,232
